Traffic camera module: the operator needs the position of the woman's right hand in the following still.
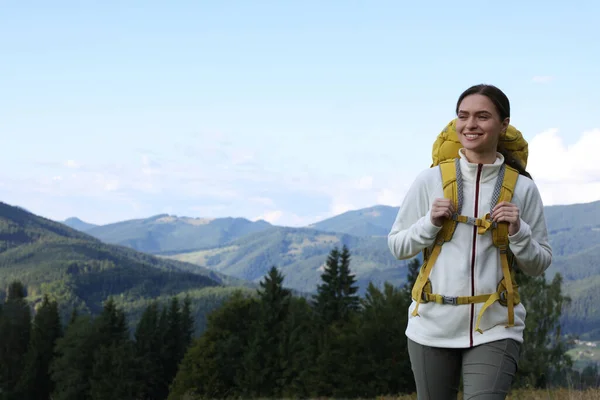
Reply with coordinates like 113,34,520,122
430,198,455,227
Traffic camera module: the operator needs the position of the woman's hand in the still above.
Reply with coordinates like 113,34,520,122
430,198,455,227
491,201,521,236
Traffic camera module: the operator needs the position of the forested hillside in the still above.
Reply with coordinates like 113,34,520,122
0,201,254,333
161,226,410,294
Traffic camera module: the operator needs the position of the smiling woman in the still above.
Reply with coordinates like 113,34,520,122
388,84,553,400
455,85,532,180
456,93,508,164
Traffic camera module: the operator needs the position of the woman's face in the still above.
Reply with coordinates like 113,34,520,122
455,94,509,158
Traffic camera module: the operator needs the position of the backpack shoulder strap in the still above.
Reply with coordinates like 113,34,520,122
477,164,520,330
411,159,459,317
499,164,519,203
438,158,460,242
439,159,458,205
491,164,519,249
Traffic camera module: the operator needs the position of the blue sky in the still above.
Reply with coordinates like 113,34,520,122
2,1,599,226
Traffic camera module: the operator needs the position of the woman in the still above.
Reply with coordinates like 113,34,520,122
388,84,552,399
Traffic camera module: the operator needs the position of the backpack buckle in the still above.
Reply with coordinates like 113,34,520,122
421,292,429,303
442,295,458,305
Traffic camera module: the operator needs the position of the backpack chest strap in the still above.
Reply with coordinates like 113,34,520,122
453,213,496,234
451,159,506,234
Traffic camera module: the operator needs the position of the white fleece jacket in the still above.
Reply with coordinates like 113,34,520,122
388,149,552,348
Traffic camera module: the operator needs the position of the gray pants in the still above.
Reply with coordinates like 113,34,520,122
407,338,520,400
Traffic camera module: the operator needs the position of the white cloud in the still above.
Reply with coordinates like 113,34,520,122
141,155,161,176
254,210,284,223
252,210,325,227
103,181,119,191
376,188,397,206
528,128,600,205
331,202,355,216
188,204,228,215
17,123,591,228
250,196,275,206
64,160,80,169
229,149,255,165
354,175,373,190
532,75,554,83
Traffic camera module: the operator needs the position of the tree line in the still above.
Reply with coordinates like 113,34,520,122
0,245,598,399
0,281,193,400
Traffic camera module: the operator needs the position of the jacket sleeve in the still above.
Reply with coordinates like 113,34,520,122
388,169,442,260
508,181,553,276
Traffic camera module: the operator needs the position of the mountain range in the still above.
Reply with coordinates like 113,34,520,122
63,206,411,294
0,201,255,335
61,200,600,340
1,196,598,340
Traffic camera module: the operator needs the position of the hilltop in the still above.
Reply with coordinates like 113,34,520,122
64,214,273,255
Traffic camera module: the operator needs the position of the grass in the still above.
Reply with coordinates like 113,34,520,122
379,389,600,399
180,389,600,400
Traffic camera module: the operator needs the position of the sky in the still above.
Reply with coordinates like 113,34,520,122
2,1,600,227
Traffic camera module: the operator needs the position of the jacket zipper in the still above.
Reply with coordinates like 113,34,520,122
469,164,483,347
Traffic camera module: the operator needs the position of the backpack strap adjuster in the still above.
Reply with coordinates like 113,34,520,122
442,295,458,305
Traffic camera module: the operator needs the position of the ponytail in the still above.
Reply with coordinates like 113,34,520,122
497,144,532,180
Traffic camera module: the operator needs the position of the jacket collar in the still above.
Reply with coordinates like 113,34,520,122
458,148,505,184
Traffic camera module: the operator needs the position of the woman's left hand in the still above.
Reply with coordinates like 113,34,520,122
491,201,521,236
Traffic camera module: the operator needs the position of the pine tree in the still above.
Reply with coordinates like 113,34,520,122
51,298,139,400
310,246,361,397
180,295,195,358
313,246,360,325
168,291,260,400
15,295,63,400
89,342,139,400
50,315,96,400
240,266,292,398
163,297,182,391
313,247,341,325
93,297,129,345
0,280,32,398
134,301,163,400
359,282,415,396
278,296,319,398
88,297,140,399
338,245,360,318
155,303,171,399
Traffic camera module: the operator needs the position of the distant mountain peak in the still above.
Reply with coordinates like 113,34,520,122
307,204,398,237
62,217,98,232
81,212,274,255
65,217,85,223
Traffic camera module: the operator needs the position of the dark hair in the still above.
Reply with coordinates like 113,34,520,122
456,84,532,179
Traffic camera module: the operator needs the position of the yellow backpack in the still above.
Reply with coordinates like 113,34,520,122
411,119,529,334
